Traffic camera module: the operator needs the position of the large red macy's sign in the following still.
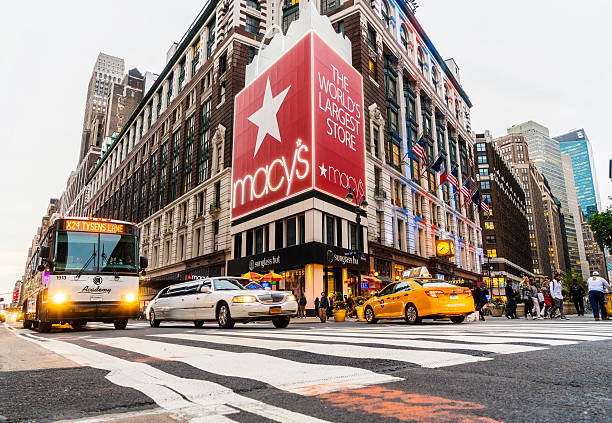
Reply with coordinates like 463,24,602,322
231,31,366,220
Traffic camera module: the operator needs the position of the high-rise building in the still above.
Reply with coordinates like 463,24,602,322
495,133,551,277
79,53,125,162
508,120,585,278
555,129,601,219
83,0,484,305
561,153,589,277
475,132,531,292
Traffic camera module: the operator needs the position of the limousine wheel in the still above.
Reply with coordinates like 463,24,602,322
272,316,290,328
194,320,204,328
114,319,128,330
149,310,160,327
217,303,235,329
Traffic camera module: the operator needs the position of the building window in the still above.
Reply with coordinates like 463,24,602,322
337,20,344,35
400,28,408,50
248,46,256,64
486,249,497,258
207,18,216,59
381,1,390,28
484,221,495,230
245,15,260,35
373,125,380,157
219,53,227,74
325,215,335,246
275,220,283,249
298,214,305,244
367,27,376,50
476,142,486,152
321,0,337,14
286,217,297,247
486,235,496,244
246,0,260,10
479,167,489,176
219,81,226,104
477,155,487,164
234,233,242,258
368,58,376,79
282,0,299,34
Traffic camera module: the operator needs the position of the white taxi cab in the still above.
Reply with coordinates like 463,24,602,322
146,277,298,328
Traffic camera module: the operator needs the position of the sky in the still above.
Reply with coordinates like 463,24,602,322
0,0,610,298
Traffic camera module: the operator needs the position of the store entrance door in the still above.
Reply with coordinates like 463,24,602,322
324,267,342,298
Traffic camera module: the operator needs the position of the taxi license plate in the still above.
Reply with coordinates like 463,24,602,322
90,295,104,301
270,306,281,314
450,294,458,300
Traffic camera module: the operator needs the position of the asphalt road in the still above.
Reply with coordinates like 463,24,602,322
1,316,611,423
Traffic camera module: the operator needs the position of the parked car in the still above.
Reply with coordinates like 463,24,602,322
363,271,475,324
146,277,298,329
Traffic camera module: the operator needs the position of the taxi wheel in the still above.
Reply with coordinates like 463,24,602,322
149,310,161,328
114,319,128,330
404,304,421,325
194,320,204,328
217,303,235,329
450,315,466,324
272,316,291,328
364,306,377,324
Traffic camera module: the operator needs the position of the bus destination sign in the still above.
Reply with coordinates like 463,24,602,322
64,220,125,234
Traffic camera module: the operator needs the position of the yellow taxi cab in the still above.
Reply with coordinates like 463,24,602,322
363,267,475,324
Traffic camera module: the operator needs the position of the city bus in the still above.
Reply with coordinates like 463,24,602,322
21,216,147,332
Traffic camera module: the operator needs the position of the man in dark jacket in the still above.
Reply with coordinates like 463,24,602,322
505,283,517,319
474,284,489,321
298,293,307,318
569,279,585,316
319,292,329,322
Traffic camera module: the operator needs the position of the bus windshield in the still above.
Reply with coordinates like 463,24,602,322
54,231,137,274
100,234,137,272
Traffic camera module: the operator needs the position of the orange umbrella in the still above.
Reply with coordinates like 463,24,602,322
241,272,263,280
261,271,283,282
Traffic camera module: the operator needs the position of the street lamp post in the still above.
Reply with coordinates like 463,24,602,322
346,187,368,297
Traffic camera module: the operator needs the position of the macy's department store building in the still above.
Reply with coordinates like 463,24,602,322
227,8,374,304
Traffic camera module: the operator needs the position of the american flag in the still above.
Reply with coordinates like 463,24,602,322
460,179,471,203
481,198,490,215
447,166,459,188
411,136,426,162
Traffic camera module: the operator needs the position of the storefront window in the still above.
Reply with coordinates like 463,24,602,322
279,268,305,296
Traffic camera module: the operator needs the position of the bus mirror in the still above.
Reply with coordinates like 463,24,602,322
40,246,50,259
139,256,148,270
37,264,46,272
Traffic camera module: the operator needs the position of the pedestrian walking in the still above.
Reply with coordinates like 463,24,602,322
520,277,533,319
318,292,329,322
587,271,610,321
346,295,355,318
505,282,517,319
541,279,552,318
549,273,567,319
314,296,320,316
529,279,541,319
537,290,545,317
298,292,307,318
570,278,586,316
474,283,489,321
326,294,334,318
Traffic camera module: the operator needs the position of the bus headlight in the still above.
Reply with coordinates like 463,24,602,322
124,293,137,303
51,293,67,304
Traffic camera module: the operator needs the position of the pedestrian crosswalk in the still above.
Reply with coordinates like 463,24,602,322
15,321,612,422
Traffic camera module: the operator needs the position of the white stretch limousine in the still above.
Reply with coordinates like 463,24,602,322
146,277,298,328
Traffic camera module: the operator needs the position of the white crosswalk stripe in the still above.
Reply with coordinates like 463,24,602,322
17,333,329,423
91,336,401,395
149,333,495,367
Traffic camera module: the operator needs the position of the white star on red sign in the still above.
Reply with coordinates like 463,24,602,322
248,77,291,158
319,163,327,177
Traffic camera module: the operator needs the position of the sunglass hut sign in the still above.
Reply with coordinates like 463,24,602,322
231,31,366,220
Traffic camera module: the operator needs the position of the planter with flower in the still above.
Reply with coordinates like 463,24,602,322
488,296,506,317
333,300,347,322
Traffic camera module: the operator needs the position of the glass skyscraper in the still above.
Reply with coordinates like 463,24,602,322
508,121,587,278
554,129,601,219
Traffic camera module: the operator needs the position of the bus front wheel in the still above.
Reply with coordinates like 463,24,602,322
38,321,52,333
114,319,128,330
